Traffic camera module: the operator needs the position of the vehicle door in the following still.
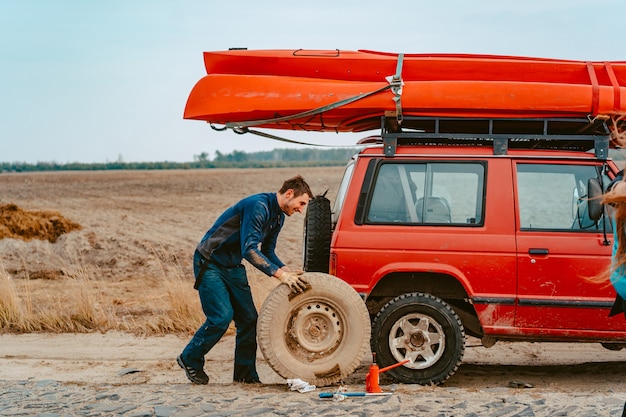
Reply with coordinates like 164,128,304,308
513,161,625,332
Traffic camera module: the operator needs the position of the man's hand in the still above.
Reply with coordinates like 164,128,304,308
279,271,308,293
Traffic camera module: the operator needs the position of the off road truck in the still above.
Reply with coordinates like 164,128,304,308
299,116,625,385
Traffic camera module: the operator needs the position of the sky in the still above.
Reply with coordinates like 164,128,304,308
1,0,625,164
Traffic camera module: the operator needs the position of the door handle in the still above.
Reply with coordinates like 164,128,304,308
528,248,549,255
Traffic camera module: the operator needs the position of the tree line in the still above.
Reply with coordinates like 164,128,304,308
1,147,360,173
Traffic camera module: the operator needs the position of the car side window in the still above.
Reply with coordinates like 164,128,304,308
516,163,604,231
367,162,485,225
368,164,416,223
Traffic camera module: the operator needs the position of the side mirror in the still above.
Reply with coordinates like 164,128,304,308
587,178,603,221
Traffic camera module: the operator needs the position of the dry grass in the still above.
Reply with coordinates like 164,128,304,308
0,255,204,335
145,246,205,334
0,263,28,331
0,239,206,334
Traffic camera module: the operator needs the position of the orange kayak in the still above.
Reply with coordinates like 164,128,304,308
184,49,626,132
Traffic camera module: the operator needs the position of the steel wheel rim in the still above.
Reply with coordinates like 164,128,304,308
388,312,445,369
286,300,344,360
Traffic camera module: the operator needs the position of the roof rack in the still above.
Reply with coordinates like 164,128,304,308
379,116,611,159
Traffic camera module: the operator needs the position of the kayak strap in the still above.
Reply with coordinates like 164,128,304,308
209,122,319,146
223,53,406,131
230,124,367,148
604,62,622,111
386,53,404,126
586,62,600,115
224,84,392,130
232,127,350,147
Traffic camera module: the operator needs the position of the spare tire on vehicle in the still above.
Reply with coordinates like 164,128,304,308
303,195,332,272
258,272,370,386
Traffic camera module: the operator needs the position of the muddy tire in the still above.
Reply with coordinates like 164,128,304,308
258,272,370,386
371,293,465,385
303,195,331,272
602,342,626,351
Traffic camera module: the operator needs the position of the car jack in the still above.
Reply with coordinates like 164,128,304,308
365,353,410,393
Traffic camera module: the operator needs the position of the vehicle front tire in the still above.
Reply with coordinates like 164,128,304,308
601,342,626,351
371,292,465,385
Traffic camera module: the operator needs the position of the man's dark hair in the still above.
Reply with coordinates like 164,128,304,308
280,175,313,198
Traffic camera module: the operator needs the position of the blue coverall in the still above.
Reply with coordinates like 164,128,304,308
180,192,286,382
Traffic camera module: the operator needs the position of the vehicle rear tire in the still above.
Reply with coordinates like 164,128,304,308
371,292,465,385
258,272,371,386
601,342,626,351
303,195,332,272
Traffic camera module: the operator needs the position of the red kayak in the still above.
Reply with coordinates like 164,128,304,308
183,49,626,132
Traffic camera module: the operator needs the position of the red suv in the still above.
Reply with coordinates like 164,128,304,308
303,116,624,385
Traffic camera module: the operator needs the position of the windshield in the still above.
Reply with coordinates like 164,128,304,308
332,160,355,225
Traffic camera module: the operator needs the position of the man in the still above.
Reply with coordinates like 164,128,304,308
177,175,313,384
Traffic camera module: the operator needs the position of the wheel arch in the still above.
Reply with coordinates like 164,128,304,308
366,270,484,338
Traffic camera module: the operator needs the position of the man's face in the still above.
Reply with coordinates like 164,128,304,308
281,190,310,216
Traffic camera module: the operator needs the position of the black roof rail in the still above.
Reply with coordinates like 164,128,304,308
380,116,611,159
